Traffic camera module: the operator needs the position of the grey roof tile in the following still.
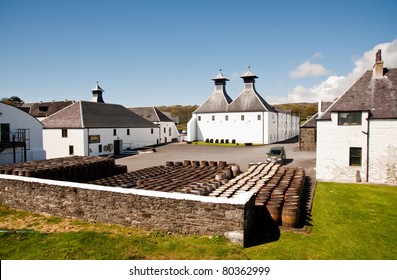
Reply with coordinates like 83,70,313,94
319,68,397,120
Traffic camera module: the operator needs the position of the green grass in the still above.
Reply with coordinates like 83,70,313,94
189,141,262,147
0,182,396,259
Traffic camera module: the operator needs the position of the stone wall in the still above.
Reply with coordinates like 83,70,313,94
300,127,316,151
0,175,255,246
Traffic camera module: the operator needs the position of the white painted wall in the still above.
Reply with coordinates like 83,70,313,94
155,121,179,144
194,112,266,144
187,111,299,144
0,103,46,163
43,129,87,159
44,127,159,159
367,119,397,184
316,112,369,183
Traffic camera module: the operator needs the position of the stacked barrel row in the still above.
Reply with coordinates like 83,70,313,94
207,162,280,198
0,156,127,183
262,166,305,228
206,162,305,228
90,160,237,195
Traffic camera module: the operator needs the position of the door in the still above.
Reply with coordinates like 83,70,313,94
1,123,10,143
113,140,122,155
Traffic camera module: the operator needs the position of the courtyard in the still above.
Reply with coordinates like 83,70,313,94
115,137,316,179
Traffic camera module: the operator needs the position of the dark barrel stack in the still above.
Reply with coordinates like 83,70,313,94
0,156,126,183
205,162,305,228
89,160,237,195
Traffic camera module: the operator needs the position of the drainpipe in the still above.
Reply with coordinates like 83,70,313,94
87,128,90,156
12,135,16,163
362,117,370,182
366,118,370,182
262,112,265,144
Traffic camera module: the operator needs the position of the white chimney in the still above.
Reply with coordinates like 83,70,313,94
318,100,322,116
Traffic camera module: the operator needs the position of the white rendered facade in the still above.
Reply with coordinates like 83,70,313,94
316,113,397,184
316,52,397,184
0,102,46,164
43,127,159,159
187,70,299,144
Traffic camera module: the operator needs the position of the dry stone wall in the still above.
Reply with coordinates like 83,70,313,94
0,175,254,246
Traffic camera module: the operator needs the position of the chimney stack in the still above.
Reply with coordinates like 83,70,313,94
373,49,384,79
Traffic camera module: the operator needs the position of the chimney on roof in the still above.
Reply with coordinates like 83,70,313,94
241,66,258,92
373,49,384,79
212,69,229,95
91,82,105,103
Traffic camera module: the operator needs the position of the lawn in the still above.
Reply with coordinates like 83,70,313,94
0,182,396,259
188,141,263,147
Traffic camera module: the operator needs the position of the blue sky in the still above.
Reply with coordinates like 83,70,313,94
1,0,397,107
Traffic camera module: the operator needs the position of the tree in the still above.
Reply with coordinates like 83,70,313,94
1,96,24,107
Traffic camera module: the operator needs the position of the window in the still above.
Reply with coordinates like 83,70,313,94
98,144,102,153
349,147,362,166
169,127,171,136
61,129,68,138
151,128,154,134
164,127,166,133
69,145,74,155
241,115,245,121
113,129,117,136
338,112,362,125
225,115,228,121
212,115,215,121
257,114,261,121
127,129,130,135
198,116,201,121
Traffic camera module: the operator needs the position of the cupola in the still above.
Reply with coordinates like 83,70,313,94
91,82,105,103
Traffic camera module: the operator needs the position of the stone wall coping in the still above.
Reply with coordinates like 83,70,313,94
0,174,253,205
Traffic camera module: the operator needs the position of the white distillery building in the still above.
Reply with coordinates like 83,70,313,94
129,107,180,144
0,102,46,164
41,85,159,159
316,50,397,184
187,69,300,144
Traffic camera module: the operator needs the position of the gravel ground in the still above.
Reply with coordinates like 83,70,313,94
115,138,316,179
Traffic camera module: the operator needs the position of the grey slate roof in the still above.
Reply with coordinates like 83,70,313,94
301,113,318,128
20,100,75,118
194,72,233,113
301,102,333,128
194,70,276,113
129,107,174,122
194,90,233,113
319,68,397,120
228,86,276,112
42,101,158,129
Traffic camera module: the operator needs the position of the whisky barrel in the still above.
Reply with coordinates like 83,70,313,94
281,205,300,228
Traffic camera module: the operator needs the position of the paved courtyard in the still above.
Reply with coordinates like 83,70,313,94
116,138,316,180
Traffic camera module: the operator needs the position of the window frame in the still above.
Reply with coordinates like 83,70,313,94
338,112,362,126
349,147,362,166
61,129,68,138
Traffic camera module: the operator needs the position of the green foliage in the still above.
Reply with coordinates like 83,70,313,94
156,105,198,131
273,103,318,121
0,96,24,107
1,182,396,259
156,103,318,131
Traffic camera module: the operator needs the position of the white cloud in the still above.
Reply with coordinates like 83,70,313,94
269,39,397,104
289,61,329,78
310,52,323,60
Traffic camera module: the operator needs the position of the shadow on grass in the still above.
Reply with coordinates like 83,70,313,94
246,175,314,247
246,206,281,247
